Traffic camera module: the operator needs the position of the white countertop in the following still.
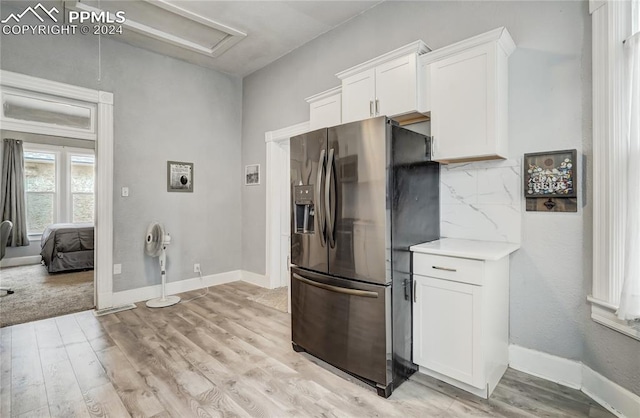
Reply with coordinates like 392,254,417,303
410,238,520,261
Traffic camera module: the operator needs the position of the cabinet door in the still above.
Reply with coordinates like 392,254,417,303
309,93,342,130
430,43,496,161
341,69,375,124
375,54,417,118
413,275,484,389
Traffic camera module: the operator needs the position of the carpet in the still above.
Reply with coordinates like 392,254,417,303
0,264,94,327
247,286,288,313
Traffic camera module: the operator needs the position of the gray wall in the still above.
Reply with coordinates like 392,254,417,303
241,1,640,395
0,1,243,291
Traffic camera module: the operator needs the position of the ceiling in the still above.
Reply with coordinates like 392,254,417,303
68,1,382,77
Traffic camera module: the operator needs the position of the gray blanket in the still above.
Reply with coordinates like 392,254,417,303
40,223,94,273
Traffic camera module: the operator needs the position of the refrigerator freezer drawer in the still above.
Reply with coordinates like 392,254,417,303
291,267,391,386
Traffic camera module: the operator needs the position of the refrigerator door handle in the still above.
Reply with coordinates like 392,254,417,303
325,148,336,248
316,149,326,247
293,273,378,298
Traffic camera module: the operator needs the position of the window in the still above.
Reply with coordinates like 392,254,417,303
589,0,640,339
69,154,95,223
24,151,57,234
23,145,95,237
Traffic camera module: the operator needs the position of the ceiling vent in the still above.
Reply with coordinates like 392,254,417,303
65,0,247,59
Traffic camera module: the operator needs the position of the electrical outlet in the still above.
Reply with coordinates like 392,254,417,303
113,264,122,275
193,263,201,273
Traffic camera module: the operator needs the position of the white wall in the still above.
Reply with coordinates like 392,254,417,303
240,0,640,396
0,1,244,292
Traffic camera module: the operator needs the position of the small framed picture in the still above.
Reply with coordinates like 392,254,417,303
523,149,577,198
167,161,194,192
245,164,260,186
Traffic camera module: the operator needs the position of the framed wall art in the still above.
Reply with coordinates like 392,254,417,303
245,164,260,186
167,161,194,192
523,149,577,212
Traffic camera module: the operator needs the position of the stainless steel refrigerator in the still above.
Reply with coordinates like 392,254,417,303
290,116,440,397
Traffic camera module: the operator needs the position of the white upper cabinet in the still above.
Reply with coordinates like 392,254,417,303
421,27,515,163
375,54,420,119
306,86,342,130
337,41,430,125
341,70,375,124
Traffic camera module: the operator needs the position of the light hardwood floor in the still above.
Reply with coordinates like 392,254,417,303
0,281,613,417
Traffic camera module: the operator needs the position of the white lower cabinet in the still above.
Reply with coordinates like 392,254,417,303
412,250,511,399
413,276,484,389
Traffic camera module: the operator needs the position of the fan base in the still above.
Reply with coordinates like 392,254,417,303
146,295,180,308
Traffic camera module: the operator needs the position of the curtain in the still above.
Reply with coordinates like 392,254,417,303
617,32,640,320
0,139,29,247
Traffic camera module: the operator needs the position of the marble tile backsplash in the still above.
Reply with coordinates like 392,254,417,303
440,159,522,244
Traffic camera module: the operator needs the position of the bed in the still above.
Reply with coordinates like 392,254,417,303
40,223,94,273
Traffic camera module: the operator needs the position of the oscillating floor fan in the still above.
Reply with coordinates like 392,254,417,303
145,222,180,308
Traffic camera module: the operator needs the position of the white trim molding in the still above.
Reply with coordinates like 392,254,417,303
589,0,637,335
582,366,640,418
509,345,640,418
0,70,101,103
419,27,515,66
264,121,310,143
336,40,430,80
509,345,582,389
588,297,640,341
0,70,114,310
112,270,241,306
95,95,114,309
589,0,606,15
65,0,246,59
305,86,342,104
111,270,268,306
240,270,270,288
264,121,310,290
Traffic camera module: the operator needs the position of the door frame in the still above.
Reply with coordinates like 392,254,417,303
264,121,310,295
0,70,115,310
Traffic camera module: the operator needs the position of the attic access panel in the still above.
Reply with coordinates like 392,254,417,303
66,0,246,58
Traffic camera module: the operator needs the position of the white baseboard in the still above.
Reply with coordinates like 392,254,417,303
509,344,640,417
112,270,242,306
582,365,640,418
111,269,272,307
0,255,41,268
509,345,582,389
240,270,270,288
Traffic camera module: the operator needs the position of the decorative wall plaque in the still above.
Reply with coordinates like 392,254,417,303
524,149,577,212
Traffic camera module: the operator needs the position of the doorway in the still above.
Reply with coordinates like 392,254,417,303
0,70,114,312
0,137,96,327
265,121,310,313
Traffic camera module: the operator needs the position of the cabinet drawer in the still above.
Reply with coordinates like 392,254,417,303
413,253,484,285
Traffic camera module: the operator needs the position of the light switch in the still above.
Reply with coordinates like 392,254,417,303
113,264,122,274
121,187,129,197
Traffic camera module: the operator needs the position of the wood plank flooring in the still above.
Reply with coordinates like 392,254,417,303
0,281,613,417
